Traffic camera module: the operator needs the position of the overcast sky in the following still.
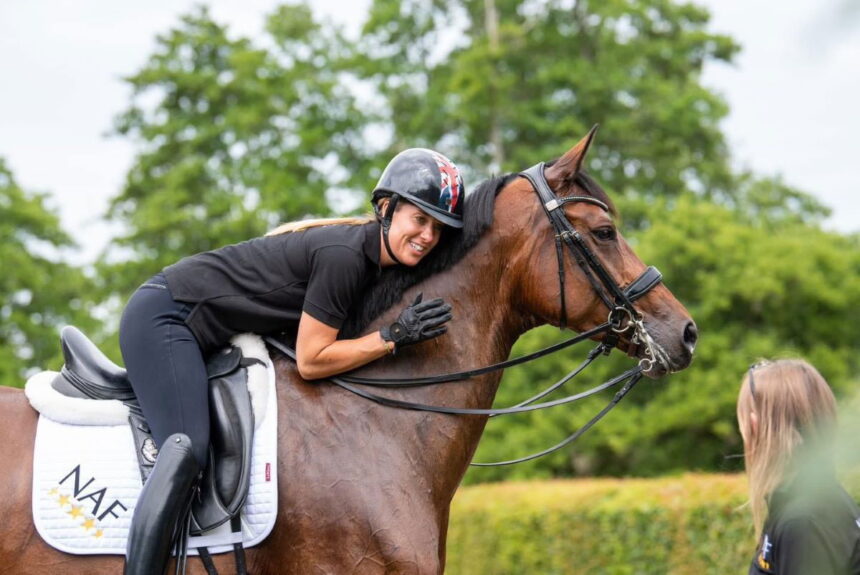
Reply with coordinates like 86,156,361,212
1,0,857,264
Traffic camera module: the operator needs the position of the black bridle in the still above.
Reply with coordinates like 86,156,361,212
519,162,664,368
264,163,667,466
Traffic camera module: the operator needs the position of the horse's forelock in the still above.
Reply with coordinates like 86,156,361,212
340,173,517,338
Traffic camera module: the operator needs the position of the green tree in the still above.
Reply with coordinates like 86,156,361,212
0,159,99,386
357,0,739,208
103,4,378,297
96,0,859,481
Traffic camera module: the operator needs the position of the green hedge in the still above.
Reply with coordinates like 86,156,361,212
447,473,752,575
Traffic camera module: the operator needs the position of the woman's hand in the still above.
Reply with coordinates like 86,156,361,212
380,293,453,350
295,294,453,380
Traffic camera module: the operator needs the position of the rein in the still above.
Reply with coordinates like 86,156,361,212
266,163,666,466
265,336,636,416
336,322,612,385
265,335,642,466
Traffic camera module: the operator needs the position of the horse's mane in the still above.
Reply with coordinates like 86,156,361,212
340,167,613,337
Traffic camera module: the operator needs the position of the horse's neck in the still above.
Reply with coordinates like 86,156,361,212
278,233,534,499
389,239,536,491
370,230,532,408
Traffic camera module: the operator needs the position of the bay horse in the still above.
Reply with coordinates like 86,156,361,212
0,130,697,574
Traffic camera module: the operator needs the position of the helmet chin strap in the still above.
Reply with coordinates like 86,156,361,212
378,194,403,265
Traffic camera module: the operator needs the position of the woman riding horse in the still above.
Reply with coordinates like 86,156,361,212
0,129,698,574
119,148,465,574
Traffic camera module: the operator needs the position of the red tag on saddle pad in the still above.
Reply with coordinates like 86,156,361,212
265,463,271,482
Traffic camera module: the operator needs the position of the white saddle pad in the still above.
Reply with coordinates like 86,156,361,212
29,334,279,556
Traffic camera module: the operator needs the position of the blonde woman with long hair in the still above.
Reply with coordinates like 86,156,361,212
118,148,465,574
738,359,860,574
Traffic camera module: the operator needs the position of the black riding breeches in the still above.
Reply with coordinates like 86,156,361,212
119,273,209,467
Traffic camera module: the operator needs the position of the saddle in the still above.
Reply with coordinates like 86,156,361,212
50,326,257,537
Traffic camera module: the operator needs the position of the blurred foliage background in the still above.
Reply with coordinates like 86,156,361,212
2,0,858,487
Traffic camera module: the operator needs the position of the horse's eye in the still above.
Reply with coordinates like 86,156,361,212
593,227,616,241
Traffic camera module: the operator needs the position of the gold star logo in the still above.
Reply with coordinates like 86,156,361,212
68,505,84,519
94,529,104,539
58,494,71,506
49,488,59,496
81,518,96,531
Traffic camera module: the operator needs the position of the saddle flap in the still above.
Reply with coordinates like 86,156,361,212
191,368,255,534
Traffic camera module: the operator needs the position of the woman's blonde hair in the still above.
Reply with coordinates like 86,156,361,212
737,358,837,538
265,216,374,236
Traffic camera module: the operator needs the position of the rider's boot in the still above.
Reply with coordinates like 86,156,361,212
124,433,200,575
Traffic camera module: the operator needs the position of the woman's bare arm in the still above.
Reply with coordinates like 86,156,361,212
295,312,391,380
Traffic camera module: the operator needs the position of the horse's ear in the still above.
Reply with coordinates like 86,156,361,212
546,124,599,185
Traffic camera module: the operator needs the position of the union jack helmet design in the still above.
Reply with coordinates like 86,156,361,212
372,148,465,228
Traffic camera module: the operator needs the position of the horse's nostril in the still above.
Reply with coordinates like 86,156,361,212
683,321,698,351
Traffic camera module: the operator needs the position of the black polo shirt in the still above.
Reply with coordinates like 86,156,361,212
749,469,860,575
163,222,381,352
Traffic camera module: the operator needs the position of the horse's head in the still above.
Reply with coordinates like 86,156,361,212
500,127,697,377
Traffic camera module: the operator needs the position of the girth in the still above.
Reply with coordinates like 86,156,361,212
50,326,257,536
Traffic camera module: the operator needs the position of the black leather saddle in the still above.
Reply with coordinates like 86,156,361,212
50,326,258,536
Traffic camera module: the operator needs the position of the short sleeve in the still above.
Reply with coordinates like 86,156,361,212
303,245,367,329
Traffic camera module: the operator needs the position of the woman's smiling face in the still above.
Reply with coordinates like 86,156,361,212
380,200,444,266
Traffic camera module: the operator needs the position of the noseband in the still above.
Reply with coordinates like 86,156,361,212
264,164,671,466
519,163,663,372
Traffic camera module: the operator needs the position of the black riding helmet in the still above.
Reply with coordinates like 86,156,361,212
371,148,465,264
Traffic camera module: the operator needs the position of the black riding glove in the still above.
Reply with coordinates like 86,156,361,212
380,293,453,350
